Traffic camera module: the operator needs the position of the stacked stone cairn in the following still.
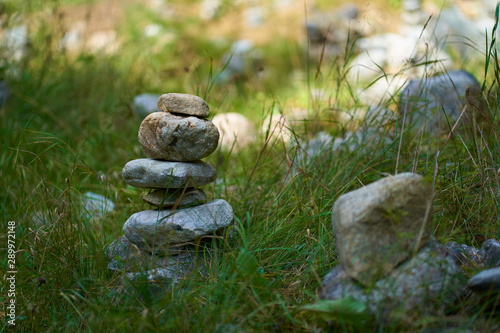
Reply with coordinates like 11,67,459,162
320,173,465,313
107,93,233,284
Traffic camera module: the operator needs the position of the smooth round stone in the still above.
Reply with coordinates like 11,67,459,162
157,93,210,118
143,188,206,208
123,199,233,248
467,267,500,294
138,112,219,161
122,158,217,189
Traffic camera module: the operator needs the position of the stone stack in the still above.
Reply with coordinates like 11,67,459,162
320,173,465,313
108,93,233,284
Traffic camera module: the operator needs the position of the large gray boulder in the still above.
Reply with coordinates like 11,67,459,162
332,173,433,285
123,199,233,250
138,112,219,161
399,70,482,131
122,158,217,189
320,242,465,312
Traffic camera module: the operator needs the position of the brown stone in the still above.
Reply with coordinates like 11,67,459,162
157,93,210,118
138,112,219,161
143,188,206,208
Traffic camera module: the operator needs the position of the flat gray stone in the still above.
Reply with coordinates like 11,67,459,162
467,267,500,294
107,235,191,271
143,188,206,208
138,112,219,161
320,243,465,313
122,158,217,189
399,70,481,131
480,239,500,268
157,93,209,118
332,172,433,285
123,199,233,248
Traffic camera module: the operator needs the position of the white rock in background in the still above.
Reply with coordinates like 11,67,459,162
59,28,81,52
82,191,115,220
2,25,28,61
132,93,161,119
354,28,452,80
218,39,255,82
212,112,256,152
86,30,119,54
261,113,293,144
357,75,408,106
244,6,264,27
428,5,492,61
123,199,233,249
274,0,294,9
347,48,387,82
144,24,162,37
58,21,86,53
200,0,222,21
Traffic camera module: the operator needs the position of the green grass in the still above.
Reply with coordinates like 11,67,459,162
1,0,500,331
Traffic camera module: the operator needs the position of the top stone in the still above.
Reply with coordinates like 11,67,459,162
157,93,210,118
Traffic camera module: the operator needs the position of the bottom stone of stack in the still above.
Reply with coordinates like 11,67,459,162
143,187,206,208
123,199,233,250
107,235,206,285
107,235,194,271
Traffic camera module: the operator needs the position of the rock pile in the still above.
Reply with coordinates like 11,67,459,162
108,93,233,284
320,173,465,313
446,238,500,294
